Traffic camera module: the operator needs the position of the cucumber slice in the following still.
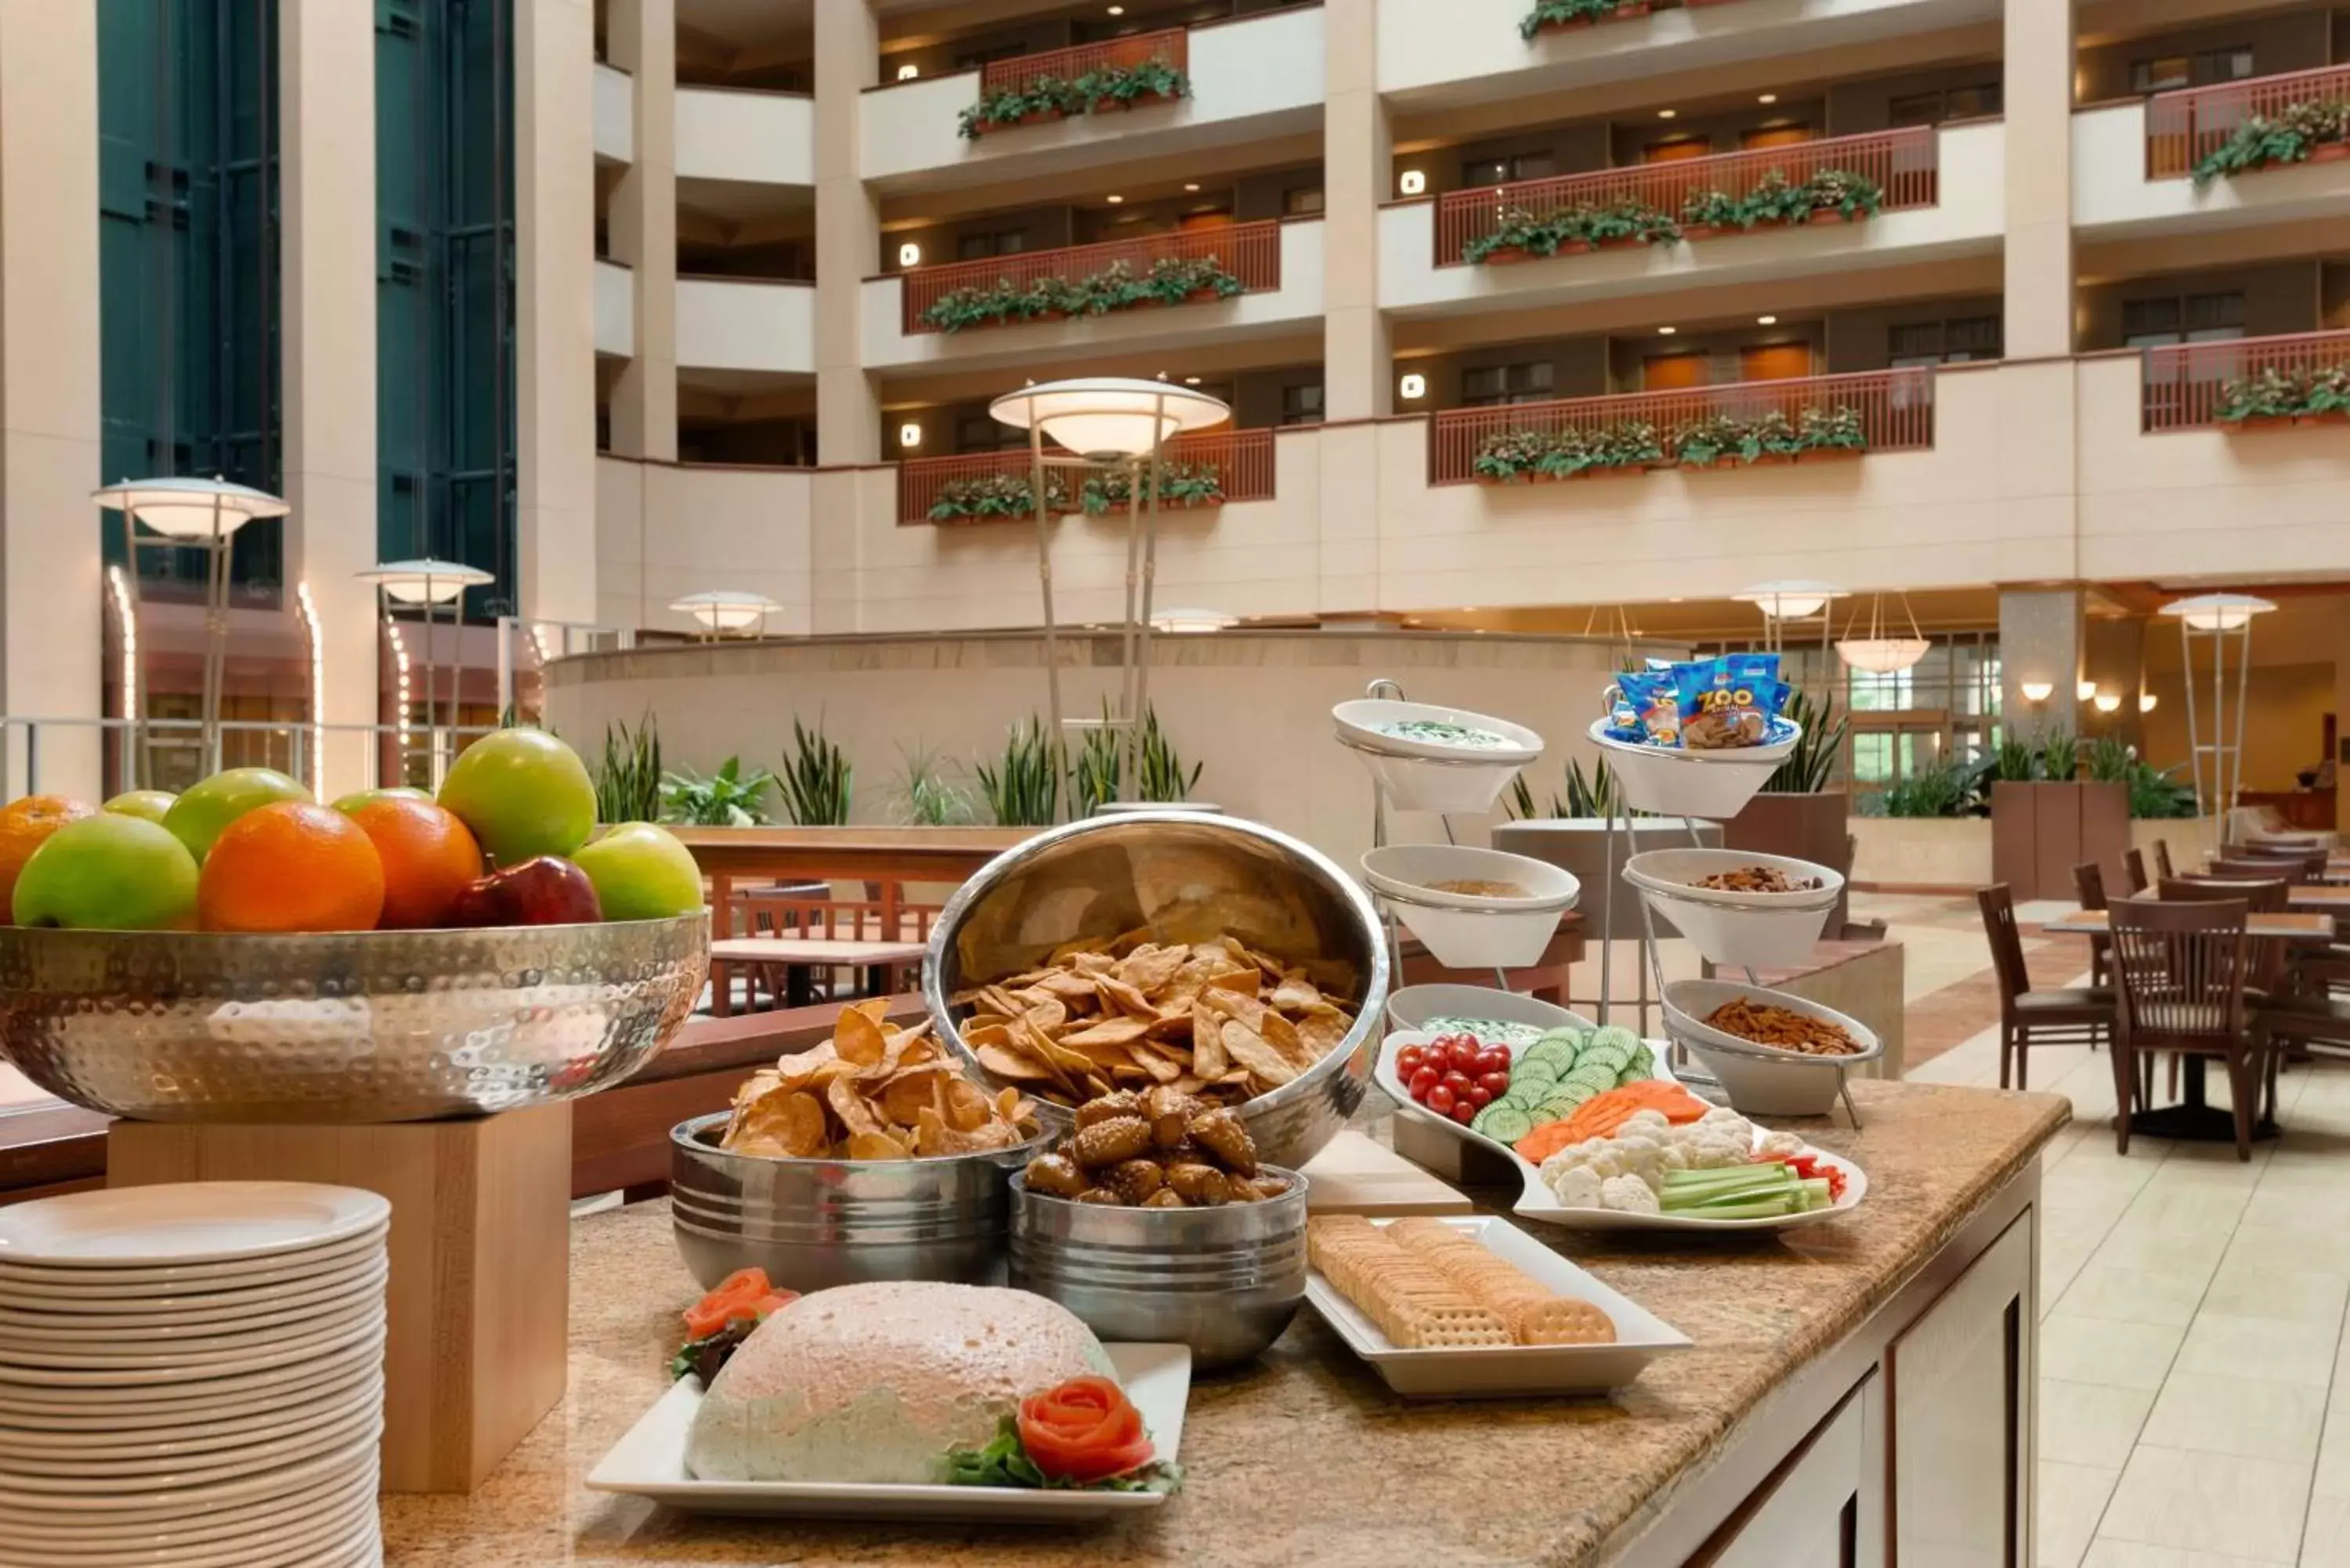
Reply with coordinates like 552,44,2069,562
1587,1024,1641,1057
1542,1082,1599,1114
1509,1056,1561,1081
1565,1064,1620,1090
1480,1105,1535,1145
1580,1043,1632,1074
1535,1028,1588,1052
1623,1042,1657,1081
1526,1043,1580,1073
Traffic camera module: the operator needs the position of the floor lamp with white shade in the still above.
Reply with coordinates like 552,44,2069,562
2160,592,2276,843
357,558,494,787
669,591,781,641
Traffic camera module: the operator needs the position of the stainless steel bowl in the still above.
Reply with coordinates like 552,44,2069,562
671,1111,1048,1292
1007,1167,1308,1371
0,916,708,1123
924,812,1387,1169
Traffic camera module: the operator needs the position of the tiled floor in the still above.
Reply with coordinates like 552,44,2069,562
1863,892,2350,1568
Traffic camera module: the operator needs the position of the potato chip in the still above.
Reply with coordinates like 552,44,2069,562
847,1130,909,1161
1191,1000,1229,1079
944,1078,994,1132
1061,1016,1152,1050
722,1006,1039,1160
836,1006,888,1068
1258,1007,1314,1070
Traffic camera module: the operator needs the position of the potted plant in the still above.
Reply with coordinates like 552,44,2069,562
956,78,1080,140
926,472,1061,523
1080,461,1226,514
1991,728,2128,900
1529,425,1593,481
1678,186,1743,240
1672,412,1744,469
1739,168,1816,229
1519,0,1650,39
1590,419,1665,475
2217,364,2306,429
1805,168,1885,223
1584,194,1682,248
2189,99,2350,186
1075,57,1189,114
1471,428,1553,482
1797,404,1868,459
1737,408,1804,464
1464,204,1562,266
2300,362,2350,422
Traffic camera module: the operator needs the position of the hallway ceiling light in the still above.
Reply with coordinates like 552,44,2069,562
1835,591,1929,674
1184,182,1201,193
1151,607,1235,634
1108,4,1125,13
898,242,922,267
1398,170,1426,196
2020,681,2054,703
1184,376,1202,385
990,377,1231,460
1106,193,1124,204
1734,580,1844,620
2093,692,2122,713
1657,325,1677,335
2140,692,2158,713
93,475,290,540
898,423,924,447
2075,680,2097,701
1759,93,1778,104
357,558,494,605
1657,109,1677,119
2160,592,2274,632
1756,314,1778,325
670,591,782,634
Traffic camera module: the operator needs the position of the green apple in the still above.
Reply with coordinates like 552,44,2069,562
102,789,176,824
437,728,597,868
162,768,310,863
14,815,200,930
331,786,431,815
571,823,704,921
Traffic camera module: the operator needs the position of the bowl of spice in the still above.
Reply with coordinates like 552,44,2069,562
1661,979,1880,1118
1622,847,1843,968
1360,844,1580,969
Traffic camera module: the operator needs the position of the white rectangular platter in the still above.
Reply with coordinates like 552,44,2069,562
587,1342,1189,1522
1303,1216,1691,1398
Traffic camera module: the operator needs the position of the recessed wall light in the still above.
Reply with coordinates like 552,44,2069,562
1398,169,1426,196
1106,194,1124,204
2140,692,2158,713
1108,3,1125,13
1184,376,1202,385
1657,325,1677,335
898,423,923,448
1755,314,1777,325
1184,182,1200,193
896,63,920,81
1398,373,1426,400
1758,92,1777,104
2020,681,2053,703
897,242,921,267
2077,680,2098,702
1658,108,1677,120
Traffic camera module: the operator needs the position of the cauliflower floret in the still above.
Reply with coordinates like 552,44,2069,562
1600,1174,1661,1213
1757,1130,1806,1159
1618,1108,1672,1137
1655,1138,1695,1172
1544,1164,1605,1209
1605,1133,1665,1182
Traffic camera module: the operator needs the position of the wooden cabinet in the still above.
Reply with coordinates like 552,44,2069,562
1889,1212,2035,1568
1697,1376,1886,1568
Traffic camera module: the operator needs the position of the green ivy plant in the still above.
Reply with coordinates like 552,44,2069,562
1672,406,1869,468
1462,197,1679,265
1798,405,1868,451
1470,428,1553,482
1077,59,1188,112
2216,363,2350,424
1519,0,1648,40
1462,204,1568,265
957,60,1189,140
1672,413,1746,467
917,256,1244,332
2191,98,2350,187
927,472,1068,522
1471,408,1867,482
1079,461,1226,515
1678,168,1885,231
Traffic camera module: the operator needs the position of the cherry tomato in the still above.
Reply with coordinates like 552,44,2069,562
1394,1046,1426,1077
1478,1047,1513,1076
1441,1070,1471,1093
1455,1039,1485,1068
1426,1084,1457,1115
1465,1085,1493,1110
1477,1070,1511,1097
1408,1067,1440,1100
1448,1100,1477,1125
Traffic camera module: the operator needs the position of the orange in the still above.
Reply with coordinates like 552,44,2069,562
0,796,97,925
197,802,385,934
345,797,482,930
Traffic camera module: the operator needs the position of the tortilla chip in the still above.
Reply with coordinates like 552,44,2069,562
1296,1005,1349,1059
1061,1016,1152,1049
1271,972,1325,1013
977,1043,1054,1082
1221,1018,1300,1089
1191,999,1230,1077
1206,966,1261,996
1258,1007,1315,1070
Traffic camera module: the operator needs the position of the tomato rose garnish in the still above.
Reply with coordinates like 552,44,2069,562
682,1267,781,1339
1015,1375,1155,1484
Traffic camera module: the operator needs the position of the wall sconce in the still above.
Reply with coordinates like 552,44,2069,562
2092,692,2121,714
2139,692,2157,714
2019,681,2053,703
1398,169,1426,197
897,242,921,267
1398,373,1426,401
2076,680,2097,702
898,423,923,448
896,63,920,81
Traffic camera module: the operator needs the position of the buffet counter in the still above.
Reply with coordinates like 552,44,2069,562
381,1079,2067,1567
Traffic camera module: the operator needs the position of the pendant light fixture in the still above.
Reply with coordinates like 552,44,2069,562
1833,591,1930,674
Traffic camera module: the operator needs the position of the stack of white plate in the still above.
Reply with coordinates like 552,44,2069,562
0,1182,390,1566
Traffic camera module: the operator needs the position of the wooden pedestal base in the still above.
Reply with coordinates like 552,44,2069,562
107,1104,573,1494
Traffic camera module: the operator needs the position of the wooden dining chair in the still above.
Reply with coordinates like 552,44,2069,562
2108,898,2263,1160
2152,840,2175,881
2213,855,2313,884
2122,847,2150,895
2072,862,2111,986
1978,884,2113,1090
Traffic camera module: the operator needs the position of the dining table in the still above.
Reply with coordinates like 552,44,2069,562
707,935,931,1014
2041,904,2336,1143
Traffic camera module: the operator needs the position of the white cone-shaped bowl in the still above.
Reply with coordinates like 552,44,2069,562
1622,848,1842,968
1661,978,1880,1118
1335,700,1542,815
1361,845,1578,969
1589,717,1799,821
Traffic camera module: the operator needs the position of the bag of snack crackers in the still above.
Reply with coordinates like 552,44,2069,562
1676,653,1783,750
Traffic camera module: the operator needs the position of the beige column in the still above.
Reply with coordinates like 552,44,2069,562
607,0,677,461
1999,586,2085,742
2004,0,2074,359
0,1,102,797
1315,0,1389,618
515,0,601,627
813,0,879,464
280,0,380,800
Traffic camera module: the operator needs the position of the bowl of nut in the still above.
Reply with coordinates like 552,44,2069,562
1622,847,1843,968
1008,1086,1307,1371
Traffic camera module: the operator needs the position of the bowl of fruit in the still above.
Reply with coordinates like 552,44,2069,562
0,730,709,1123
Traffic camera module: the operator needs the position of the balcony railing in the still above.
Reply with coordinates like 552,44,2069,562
1429,369,1933,484
1433,126,1940,266
898,222,1282,334
899,428,1276,525
2146,64,2350,179
2142,328,2350,431
979,27,1187,99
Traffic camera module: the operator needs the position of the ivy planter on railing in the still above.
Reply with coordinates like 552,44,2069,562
1520,0,1651,40
2215,362,2350,428
916,255,1244,333
2189,97,2350,187
927,473,1068,523
1079,461,1226,514
1461,169,1882,266
1463,197,1683,265
1469,404,1872,483
1678,168,1884,238
958,57,1188,139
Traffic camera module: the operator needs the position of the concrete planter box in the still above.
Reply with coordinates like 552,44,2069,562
1991,781,2129,901
1849,817,1990,890
1722,791,1851,932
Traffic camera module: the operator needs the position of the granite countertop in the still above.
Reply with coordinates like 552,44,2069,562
381,1079,2068,1568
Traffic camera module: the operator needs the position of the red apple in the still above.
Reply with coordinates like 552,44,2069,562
448,856,602,928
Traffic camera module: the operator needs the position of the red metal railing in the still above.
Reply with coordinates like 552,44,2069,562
898,222,1281,334
2146,63,2350,179
979,27,1186,99
1428,369,1933,484
1433,125,1940,266
898,428,1277,524
2141,328,2350,431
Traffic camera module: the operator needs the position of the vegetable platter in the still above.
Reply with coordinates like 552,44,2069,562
1375,1027,1867,1234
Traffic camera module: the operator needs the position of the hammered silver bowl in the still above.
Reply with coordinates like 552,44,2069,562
670,1111,1048,1293
1007,1166,1309,1371
923,811,1389,1170
0,915,709,1123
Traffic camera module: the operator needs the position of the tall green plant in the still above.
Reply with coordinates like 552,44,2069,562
777,717,853,826
1763,686,1846,794
1072,704,1123,818
2085,735,2135,784
2038,729,2079,783
887,744,975,826
1875,760,1979,818
593,714,663,824
2127,761,2199,820
659,757,776,826
977,717,1061,827
1135,707,1202,803
1992,733,2038,783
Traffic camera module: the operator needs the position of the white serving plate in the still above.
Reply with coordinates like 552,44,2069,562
1661,978,1883,1119
0,1184,388,1270
0,1367,378,1459
1383,983,1593,1040
0,1256,388,1330
0,1468,377,1555
0,1401,379,1491
0,1326,384,1411
0,1227,385,1297
1334,699,1542,815
0,1489,377,1568
588,1342,1190,1522
0,1347,382,1431
1303,1215,1691,1396
1588,716,1798,821
1361,844,1580,969
0,1306,382,1386
0,1430,377,1522
1376,1030,1866,1234
0,1293,382,1364
1622,847,1842,968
